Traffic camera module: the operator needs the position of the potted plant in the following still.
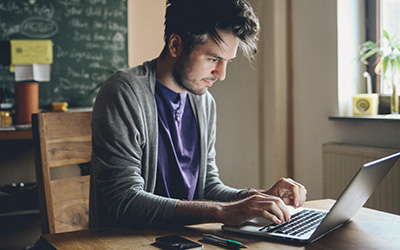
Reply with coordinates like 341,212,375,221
359,30,400,114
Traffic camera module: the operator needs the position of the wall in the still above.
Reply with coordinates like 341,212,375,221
200,0,289,190
209,37,260,189
128,0,165,67
337,0,366,116
211,0,292,190
291,0,400,200
290,0,339,199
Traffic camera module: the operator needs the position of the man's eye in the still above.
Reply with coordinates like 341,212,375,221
210,58,219,62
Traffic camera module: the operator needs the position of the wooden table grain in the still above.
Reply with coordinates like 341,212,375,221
37,199,400,250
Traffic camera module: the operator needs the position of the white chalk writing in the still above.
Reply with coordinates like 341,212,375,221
0,0,128,107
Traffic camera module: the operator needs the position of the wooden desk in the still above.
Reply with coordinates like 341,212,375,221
37,199,400,250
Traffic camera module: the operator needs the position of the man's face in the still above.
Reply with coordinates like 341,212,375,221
172,31,240,95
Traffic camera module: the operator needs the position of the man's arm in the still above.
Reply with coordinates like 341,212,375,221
174,192,292,225
173,177,307,226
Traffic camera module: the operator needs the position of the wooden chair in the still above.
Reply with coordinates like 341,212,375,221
32,111,92,234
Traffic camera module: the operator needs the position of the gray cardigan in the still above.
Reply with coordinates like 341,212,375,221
89,59,240,228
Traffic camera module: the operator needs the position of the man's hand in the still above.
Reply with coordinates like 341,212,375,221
221,178,306,225
263,178,307,208
219,193,291,225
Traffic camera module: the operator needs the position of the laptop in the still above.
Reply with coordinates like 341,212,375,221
222,151,400,244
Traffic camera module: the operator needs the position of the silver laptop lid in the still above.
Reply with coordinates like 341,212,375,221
309,151,400,242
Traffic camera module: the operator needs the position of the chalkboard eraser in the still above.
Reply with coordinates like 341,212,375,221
52,102,68,112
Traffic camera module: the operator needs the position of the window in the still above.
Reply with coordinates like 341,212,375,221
366,0,400,95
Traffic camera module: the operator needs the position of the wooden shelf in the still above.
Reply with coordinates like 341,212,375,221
329,114,400,122
0,129,32,140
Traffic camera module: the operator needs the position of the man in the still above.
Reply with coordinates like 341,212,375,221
89,0,307,229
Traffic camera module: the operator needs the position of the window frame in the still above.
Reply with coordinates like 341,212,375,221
365,0,381,93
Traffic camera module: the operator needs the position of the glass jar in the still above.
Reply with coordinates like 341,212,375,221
0,111,13,126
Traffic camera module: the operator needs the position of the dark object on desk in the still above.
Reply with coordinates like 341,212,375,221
0,182,38,213
155,235,203,250
202,234,247,249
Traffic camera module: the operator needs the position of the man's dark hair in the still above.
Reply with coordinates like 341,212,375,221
163,0,260,61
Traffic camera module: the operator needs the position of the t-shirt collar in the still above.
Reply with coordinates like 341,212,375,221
156,81,187,120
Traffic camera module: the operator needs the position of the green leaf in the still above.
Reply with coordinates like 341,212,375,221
383,29,390,40
359,48,382,62
383,56,390,74
395,39,400,49
360,40,377,49
396,55,400,73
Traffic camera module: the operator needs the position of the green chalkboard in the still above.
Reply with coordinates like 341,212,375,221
0,0,128,108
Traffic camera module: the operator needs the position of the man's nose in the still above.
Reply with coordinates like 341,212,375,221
212,61,227,81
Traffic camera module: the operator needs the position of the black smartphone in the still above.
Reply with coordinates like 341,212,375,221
155,235,203,250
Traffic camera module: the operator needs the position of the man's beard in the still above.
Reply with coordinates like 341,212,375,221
172,52,193,92
172,52,209,96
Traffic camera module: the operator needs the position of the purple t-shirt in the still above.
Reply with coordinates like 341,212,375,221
154,82,200,200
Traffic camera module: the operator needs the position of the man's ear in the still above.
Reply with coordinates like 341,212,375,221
168,33,183,58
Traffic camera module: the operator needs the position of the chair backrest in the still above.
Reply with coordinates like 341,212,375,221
32,111,92,234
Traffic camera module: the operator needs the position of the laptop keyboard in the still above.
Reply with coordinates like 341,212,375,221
258,209,327,237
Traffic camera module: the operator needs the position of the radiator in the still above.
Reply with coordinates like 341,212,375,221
323,142,400,215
